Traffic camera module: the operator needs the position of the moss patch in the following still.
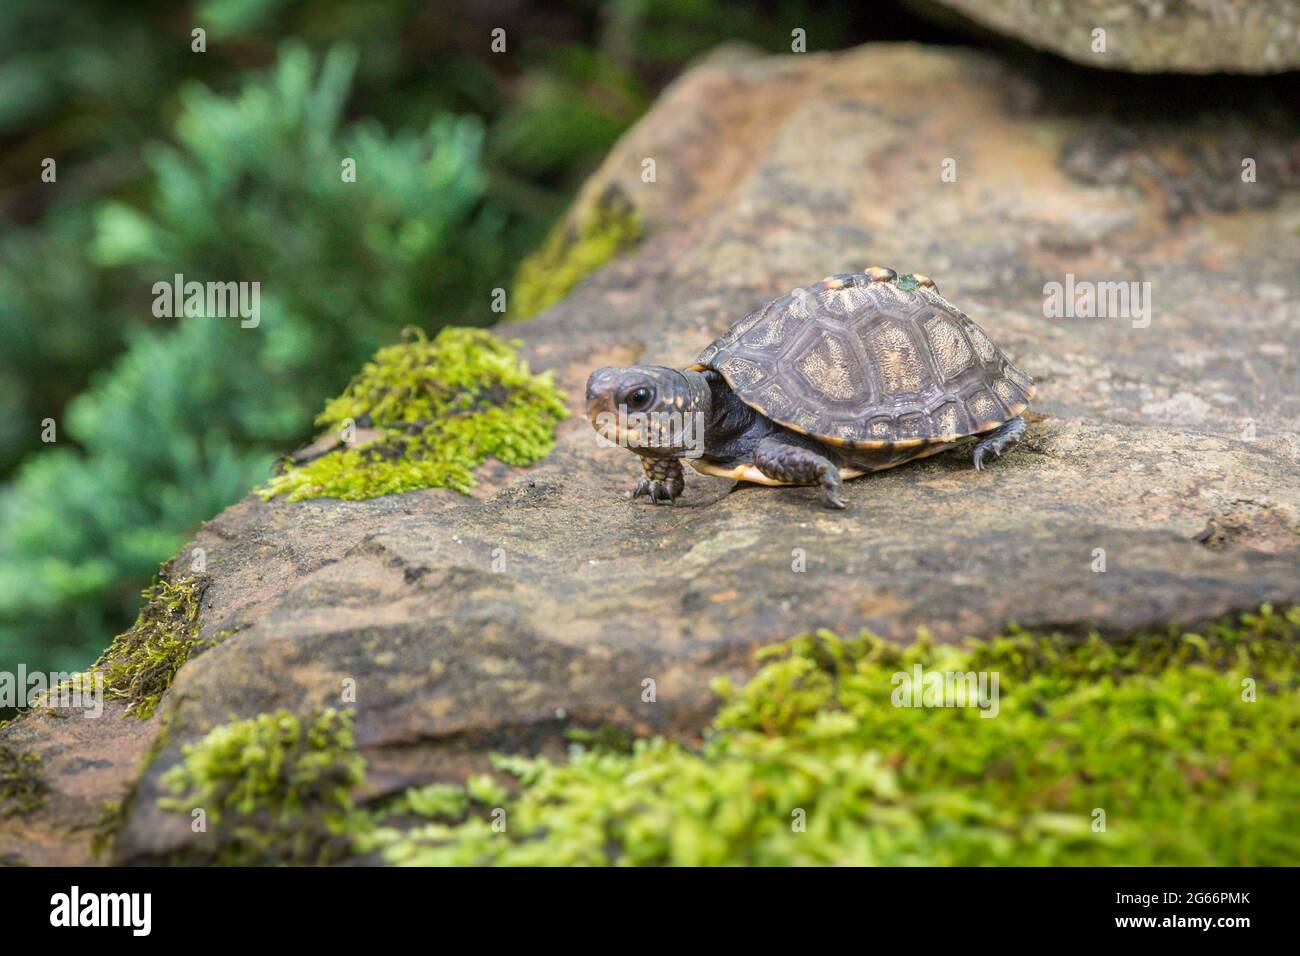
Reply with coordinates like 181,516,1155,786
0,744,48,818
90,799,125,859
89,576,210,720
509,191,643,320
148,607,1300,866
258,327,567,502
368,605,1300,866
159,708,365,866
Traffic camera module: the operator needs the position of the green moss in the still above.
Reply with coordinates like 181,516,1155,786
90,799,124,859
896,273,920,291
258,327,568,502
509,191,643,320
88,576,210,720
371,605,1300,866
0,743,48,818
158,708,366,865
397,783,470,822
565,723,638,754
145,606,1300,866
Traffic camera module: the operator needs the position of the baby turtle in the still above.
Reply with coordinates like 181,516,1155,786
586,268,1034,508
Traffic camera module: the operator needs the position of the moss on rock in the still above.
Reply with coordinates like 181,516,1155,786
258,327,567,502
148,606,1300,866
90,799,124,859
0,744,48,818
370,605,1300,866
509,191,643,320
158,708,365,865
395,783,470,822
89,576,210,720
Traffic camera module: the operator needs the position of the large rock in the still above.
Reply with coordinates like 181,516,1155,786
3,42,1297,865
923,0,1300,73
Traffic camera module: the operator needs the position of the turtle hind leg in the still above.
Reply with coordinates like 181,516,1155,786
972,416,1026,471
753,435,846,509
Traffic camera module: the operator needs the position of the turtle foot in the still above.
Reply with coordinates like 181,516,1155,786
973,416,1027,471
633,457,685,505
753,435,846,509
632,478,681,505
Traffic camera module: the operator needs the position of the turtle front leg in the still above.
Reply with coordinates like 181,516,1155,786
754,435,846,509
633,456,685,505
972,415,1026,470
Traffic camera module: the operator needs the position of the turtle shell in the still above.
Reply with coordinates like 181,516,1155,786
692,271,1034,449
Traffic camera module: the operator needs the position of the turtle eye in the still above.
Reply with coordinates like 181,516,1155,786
626,386,653,410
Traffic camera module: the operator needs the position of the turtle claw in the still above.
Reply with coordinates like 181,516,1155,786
972,416,1026,471
633,457,685,505
632,477,681,505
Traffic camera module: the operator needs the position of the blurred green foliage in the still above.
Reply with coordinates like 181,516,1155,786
0,1,870,671
0,45,501,670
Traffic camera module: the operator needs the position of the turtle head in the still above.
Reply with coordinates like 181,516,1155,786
586,365,710,459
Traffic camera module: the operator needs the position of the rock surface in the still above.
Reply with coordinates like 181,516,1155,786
3,42,1298,864
924,0,1300,74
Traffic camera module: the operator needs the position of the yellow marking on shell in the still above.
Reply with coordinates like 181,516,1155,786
966,386,1001,423
689,459,866,484
794,332,856,400
821,284,870,314
818,431,929,450
1000,399,1032,422
965,322,998,364
869,323,926,393
822,276,849,290
684,363,708,372
924,316,973,381
746,310,792,348
717,354,766,389
993,378,1022,409
863,266,897,281
913,274,937,290
873,441,956,471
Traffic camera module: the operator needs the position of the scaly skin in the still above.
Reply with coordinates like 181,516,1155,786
753,435,845,509
634,456,685,505
972,416,1027,470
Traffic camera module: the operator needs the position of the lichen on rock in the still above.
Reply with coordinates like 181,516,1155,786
509,189,643,320
258,327,568,501
158,708,366,865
